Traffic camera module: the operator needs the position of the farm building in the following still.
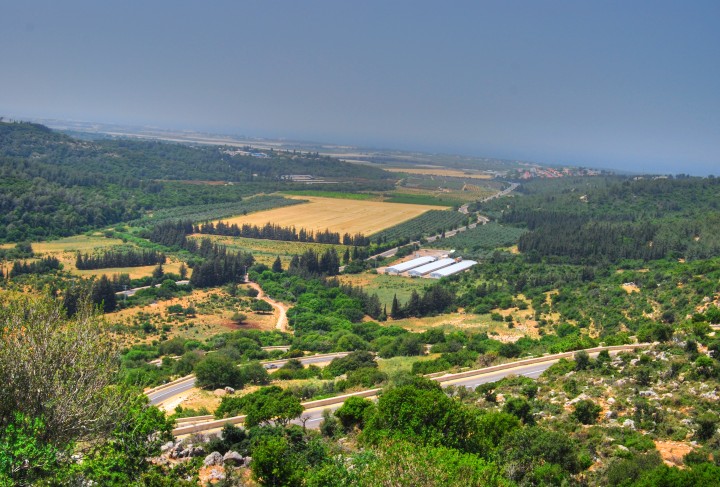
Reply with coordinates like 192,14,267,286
429,260,477,278
385,256,436,275
408,258,456,277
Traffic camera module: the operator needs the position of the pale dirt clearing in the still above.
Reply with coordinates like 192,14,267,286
214,196,443,235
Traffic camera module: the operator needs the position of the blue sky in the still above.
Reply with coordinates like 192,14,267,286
1,1,718,175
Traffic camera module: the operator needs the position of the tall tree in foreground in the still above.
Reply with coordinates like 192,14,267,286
0,293,174,485
0,293,122,447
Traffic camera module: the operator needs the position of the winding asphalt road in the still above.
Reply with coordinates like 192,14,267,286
171,344,649,435
146,352,351,405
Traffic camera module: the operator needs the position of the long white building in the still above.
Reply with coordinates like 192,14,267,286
428,260,477,278
385,256,436,275
408,258,456,277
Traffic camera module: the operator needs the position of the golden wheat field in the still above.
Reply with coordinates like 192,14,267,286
386,167,493,179
214,196,443,235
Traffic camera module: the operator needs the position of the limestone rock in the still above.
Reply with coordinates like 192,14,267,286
223,451,244,466
204,451,224,467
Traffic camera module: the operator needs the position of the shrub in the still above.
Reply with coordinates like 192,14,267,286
572,399,602,425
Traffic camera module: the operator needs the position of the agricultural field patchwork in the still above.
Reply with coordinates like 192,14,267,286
130,194,304,225
214,196,441,235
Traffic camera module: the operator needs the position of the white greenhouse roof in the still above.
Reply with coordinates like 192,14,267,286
408,258,456,276
386,256,436,273
429,260,477,278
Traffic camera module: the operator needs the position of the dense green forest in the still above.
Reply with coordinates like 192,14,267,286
481,176,720,263
0,121,394,242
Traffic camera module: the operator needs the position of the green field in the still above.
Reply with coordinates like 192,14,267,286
280,190,375,200
427,222,527,257
193,235,351,266
338,273,432,308
130,195,304,225
383,191,464,207
370,210,468,242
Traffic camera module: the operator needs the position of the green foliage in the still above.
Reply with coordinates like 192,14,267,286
327,351,378,377
0,293,122,448
215,386,303,427
62,395,174,485
503,397,535,425
361,384,486,454
427,222,527,258
0,413,59,486
251,299,274,313
335,397,375,432
631,462,720,487
383,192,465,207
575,350,591,370
694,412,718,441
194,354,244,389
370,210,468,244
352,440,508,487
498,426,585,484
490,176,720,264
346,367,388,388
573,399,602,425
251,435,303,487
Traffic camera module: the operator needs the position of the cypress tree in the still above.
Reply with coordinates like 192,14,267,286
391,294,401,319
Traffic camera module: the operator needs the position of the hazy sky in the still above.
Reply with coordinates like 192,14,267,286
2,1,718,175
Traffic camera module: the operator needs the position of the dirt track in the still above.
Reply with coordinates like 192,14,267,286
247,281,289,332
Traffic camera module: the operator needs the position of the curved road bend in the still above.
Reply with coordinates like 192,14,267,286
173,344,648,434
147,352,351,405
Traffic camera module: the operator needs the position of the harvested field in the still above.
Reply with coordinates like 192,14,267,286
386,167,493,179
214,196,441,235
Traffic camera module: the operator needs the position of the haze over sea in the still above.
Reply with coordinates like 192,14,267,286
1,0,718,175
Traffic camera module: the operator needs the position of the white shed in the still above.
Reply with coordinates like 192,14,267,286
408,258,456,277
428,260,477,278
385,256,436,275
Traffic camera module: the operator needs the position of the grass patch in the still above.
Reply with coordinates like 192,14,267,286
281,190,375,200
192,235,351,266
378,354,440,376
338,273,431,308
31,234,125,253
384,192,464,207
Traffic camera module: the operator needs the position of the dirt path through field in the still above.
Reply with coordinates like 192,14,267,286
247,281,289,332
